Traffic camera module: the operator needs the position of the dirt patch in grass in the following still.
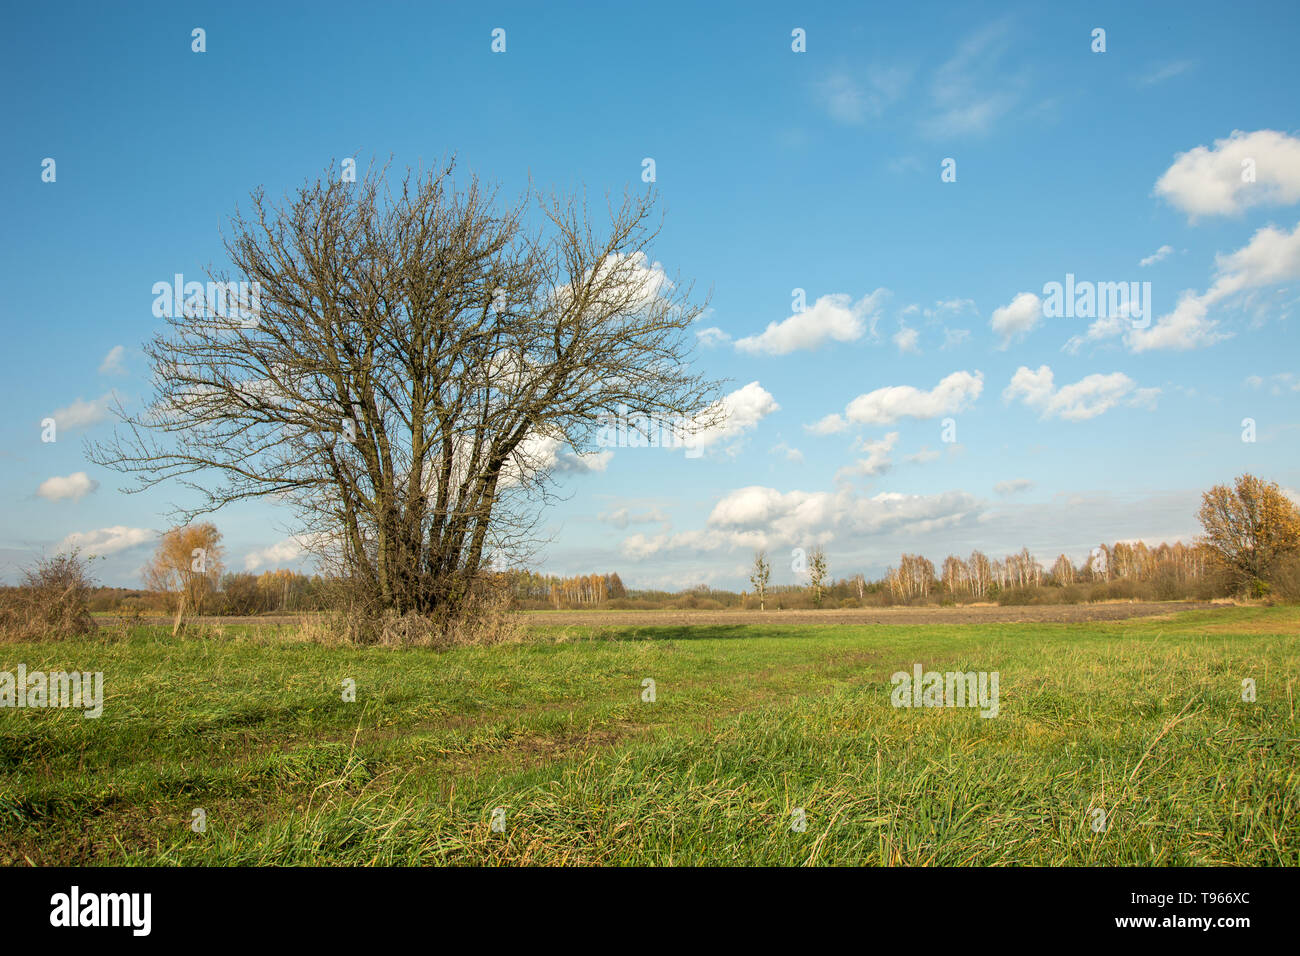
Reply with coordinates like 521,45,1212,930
519,602,1227,629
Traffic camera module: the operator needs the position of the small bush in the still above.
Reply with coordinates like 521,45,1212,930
0,550,100,642
997,584,1088,606
603,598,661,611
996,586,1042,606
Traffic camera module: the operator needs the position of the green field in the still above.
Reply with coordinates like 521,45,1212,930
2,605,1297,866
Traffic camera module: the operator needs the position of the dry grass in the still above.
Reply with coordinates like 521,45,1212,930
299,578,524,648
0,550,98,643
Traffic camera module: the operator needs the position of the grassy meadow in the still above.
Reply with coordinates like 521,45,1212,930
1,604,1297,866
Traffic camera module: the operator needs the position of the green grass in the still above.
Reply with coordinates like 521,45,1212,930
1,605,1297,865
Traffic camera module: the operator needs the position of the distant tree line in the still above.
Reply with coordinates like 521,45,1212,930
86,570,332,617
4,474,1297,642
502,571,628,609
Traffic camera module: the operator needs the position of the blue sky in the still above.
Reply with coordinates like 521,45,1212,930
2,0,1298,590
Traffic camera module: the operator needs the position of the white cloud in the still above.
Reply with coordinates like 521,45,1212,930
892,326,920,353
735,290,887,355
695,326,731,348
805,413,848,435
244,534,324,571
519,434,613,476
579,251,672,311
56,525,154,557
837,432,899,481
620,486,983,559
1139,244,1174,267
1003,365,1159,421
1124,293,1224,353
1155,129,1300,220
1128,220,1300,352
1061,314,1127,355
688,381,780,454
47,393,115,431
36,472,99,502
98,345,127,375
990,292,1042,348
907,447,942,464
818,370,984,428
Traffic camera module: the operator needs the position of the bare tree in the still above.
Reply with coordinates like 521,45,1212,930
941,554,968,598
92,161,720,618
967,550,991,599
750,550,770,610
807,546,828,607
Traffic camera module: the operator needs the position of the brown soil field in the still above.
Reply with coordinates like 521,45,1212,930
515,601,1230,627
95,600,1231,630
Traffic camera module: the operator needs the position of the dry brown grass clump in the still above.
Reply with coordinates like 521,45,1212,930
0,550,100,642
300,576,523,648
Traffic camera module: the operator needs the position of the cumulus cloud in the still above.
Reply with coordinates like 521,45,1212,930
98,345,127,375
244,534,326,571
518,434,613,476
1003,365,1159,421
1127,220,1300,351
805,413,848,435
567,251,672,312
1155,130,1300,220
1067,222,1300,353
735,290,887,355
56,526,154,556
47,393,115,431
619,485,983,559
36,472,99,502
687,381,780,455
809,371,983,432
990,292,1042,348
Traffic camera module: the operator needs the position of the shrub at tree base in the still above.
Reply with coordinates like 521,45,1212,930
301,576,522,648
